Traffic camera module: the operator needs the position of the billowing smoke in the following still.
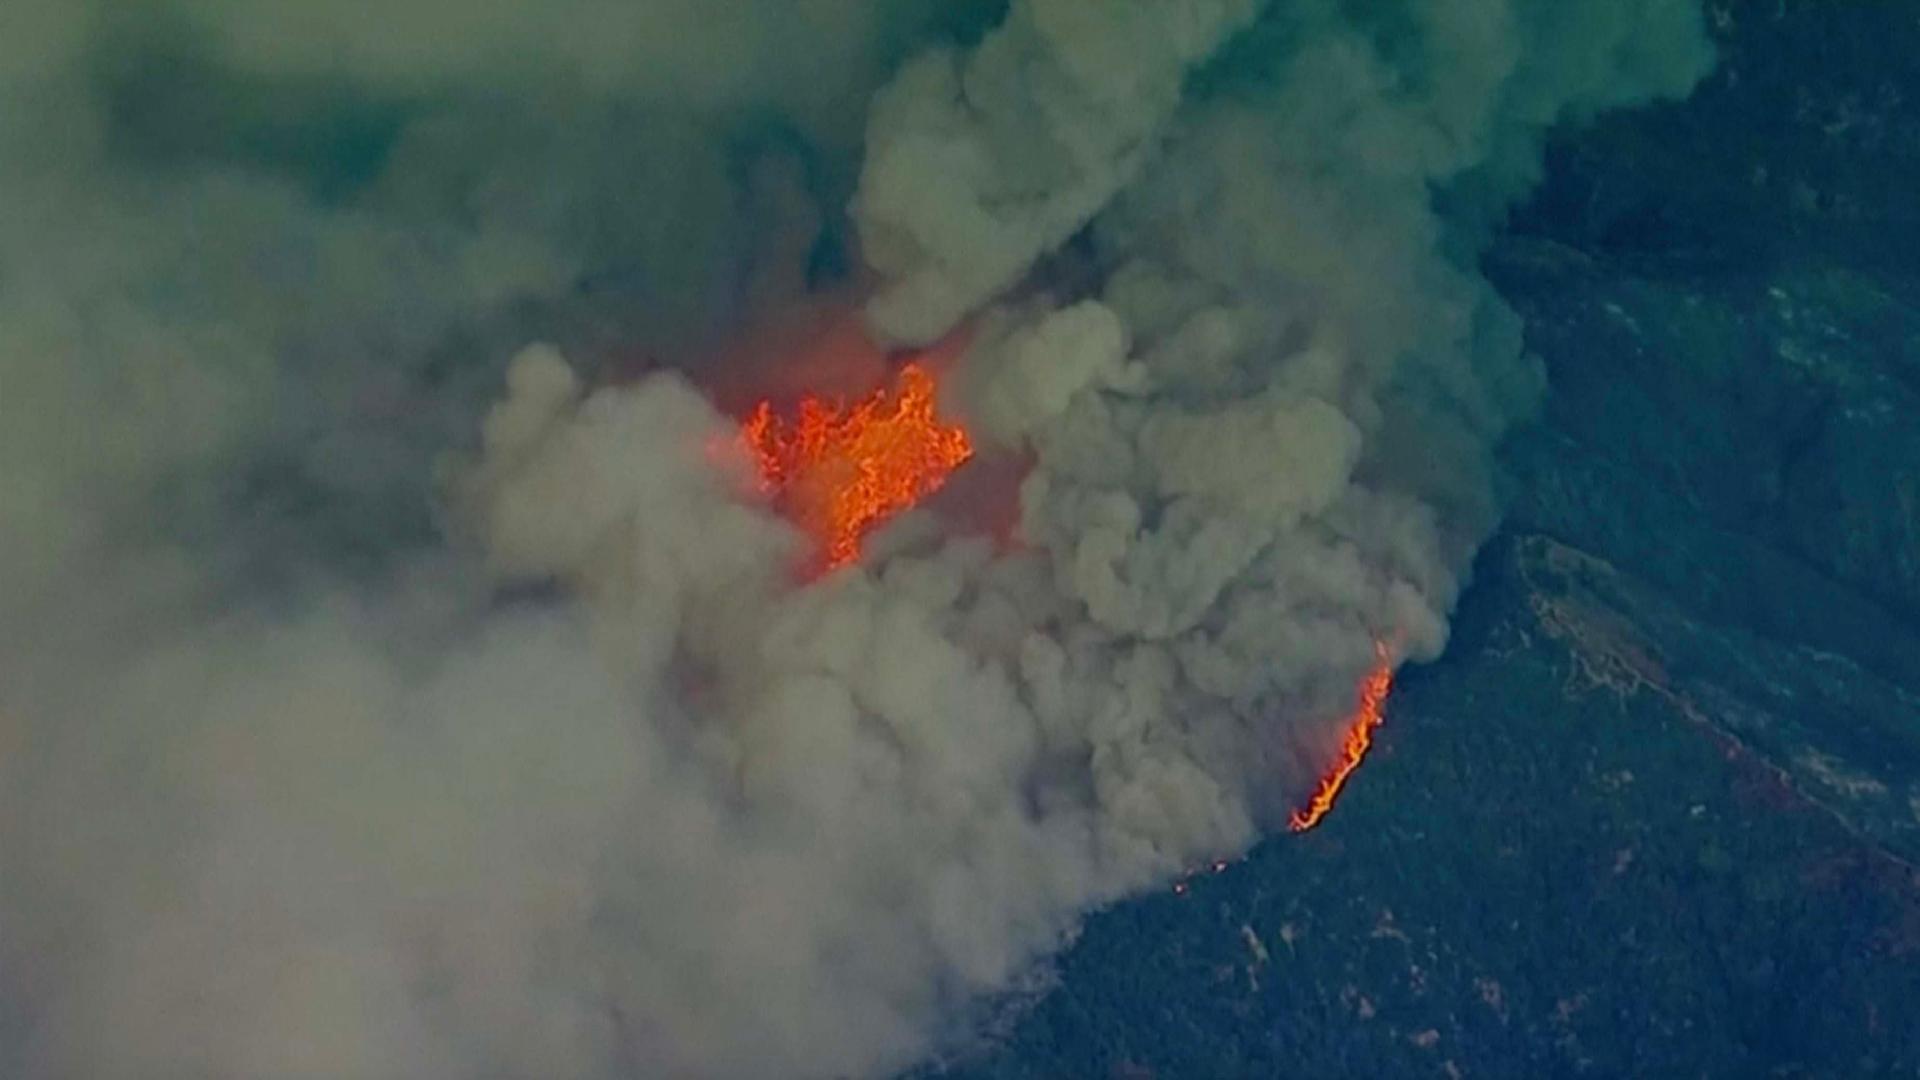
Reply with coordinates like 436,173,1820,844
0,2,1711,1077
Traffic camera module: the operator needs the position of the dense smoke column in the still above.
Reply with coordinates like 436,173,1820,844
856,0,1714,824
0,2,1711,1078
854,0,1267,344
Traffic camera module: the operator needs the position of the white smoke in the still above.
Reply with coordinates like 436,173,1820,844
0,1,1712,1077
854,0,1265,344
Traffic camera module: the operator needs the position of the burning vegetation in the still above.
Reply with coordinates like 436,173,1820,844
742,362,974,570
744,356,1396,836
1289,641,1396,833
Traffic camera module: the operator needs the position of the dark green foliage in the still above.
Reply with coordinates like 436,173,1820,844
934,536,1920,1078
923,3,1920,1076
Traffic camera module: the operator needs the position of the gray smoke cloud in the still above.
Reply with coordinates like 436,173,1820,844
0,2,1711,1077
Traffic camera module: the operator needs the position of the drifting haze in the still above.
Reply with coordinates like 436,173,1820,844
0,2,1712,1077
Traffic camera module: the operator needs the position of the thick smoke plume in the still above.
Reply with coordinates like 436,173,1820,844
0,2,1711,1076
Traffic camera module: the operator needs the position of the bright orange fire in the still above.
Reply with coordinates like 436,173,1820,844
1288,640,1395,833
742,363,973,570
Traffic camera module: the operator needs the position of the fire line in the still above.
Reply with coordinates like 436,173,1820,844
1288,640,1394,833
742,362,973,571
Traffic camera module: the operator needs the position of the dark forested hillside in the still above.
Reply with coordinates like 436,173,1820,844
932,4,1920,1076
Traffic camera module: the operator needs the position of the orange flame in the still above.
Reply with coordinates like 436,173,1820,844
742,363,974,570
1288,640,1394,833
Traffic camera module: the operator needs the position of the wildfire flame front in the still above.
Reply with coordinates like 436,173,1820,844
1289,641,1395,832
742,362,974,571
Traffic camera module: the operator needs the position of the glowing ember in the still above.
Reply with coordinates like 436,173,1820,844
1288,640,1395,833
742,362,974,570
